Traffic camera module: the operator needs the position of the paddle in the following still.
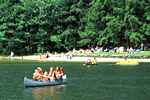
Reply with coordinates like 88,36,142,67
39,75,54,79
39,74,66,80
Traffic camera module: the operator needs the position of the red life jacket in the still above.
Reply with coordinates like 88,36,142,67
87,59,91,63
56,71,63,78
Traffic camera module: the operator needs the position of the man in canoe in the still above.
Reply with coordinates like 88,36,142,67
33,67,43,81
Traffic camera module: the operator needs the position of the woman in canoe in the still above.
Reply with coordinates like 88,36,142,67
33,67,43,81
43,71,49,82
55,66,63,79
48,67,55,81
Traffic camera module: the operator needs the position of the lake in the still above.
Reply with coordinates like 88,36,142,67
0,59,150,100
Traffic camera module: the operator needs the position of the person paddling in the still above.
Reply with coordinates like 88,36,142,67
33,69,38,80
86,58,92,64
55,66,63,79
92,58,97,64
43,71,49,82
33,67,43,81
48,67,55,81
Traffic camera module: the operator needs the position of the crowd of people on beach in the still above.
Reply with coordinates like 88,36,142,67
33,66,63,82
39,52,52,60
72,43,150,54
39,52,73,60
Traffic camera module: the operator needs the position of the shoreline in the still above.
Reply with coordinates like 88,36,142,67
3,56,150,62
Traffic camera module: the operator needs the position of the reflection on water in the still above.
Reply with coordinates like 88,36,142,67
25,85,66,100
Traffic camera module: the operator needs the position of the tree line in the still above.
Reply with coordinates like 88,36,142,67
0,0,150,55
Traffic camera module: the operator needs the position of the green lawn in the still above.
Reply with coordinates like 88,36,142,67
1,51,150,57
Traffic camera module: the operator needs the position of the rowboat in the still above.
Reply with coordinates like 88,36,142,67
116,60,139,65
24,75,67,87
86,63,98,65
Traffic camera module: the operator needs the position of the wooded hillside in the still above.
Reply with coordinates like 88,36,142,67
0,0,150,55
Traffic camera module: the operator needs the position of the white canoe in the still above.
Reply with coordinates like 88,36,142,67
24,75,67,87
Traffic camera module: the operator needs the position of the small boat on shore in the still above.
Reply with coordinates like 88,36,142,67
116,60,139,65
24,75,67,87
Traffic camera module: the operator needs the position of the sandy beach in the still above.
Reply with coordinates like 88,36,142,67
7,56,150,62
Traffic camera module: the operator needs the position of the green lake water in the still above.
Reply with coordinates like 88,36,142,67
0,59,150,100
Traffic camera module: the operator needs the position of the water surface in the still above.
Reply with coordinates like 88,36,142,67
0,59,150,100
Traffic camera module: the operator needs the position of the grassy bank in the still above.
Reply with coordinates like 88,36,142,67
73,51,150,56
1,51,150,58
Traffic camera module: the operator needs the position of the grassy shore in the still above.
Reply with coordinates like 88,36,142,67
1,51,150,57
73,51,150,56
1,51,150,62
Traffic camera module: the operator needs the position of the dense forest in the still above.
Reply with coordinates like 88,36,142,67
0,0,150,55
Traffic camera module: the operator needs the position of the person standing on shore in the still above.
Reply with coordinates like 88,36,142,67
141,43,144,51
46,52,49,58
10,52,14,60
40,53,42,60
124,56,127,62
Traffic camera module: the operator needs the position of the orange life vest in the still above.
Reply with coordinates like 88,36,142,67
56,70,63,78
36,72,43,80
43,74,49,82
